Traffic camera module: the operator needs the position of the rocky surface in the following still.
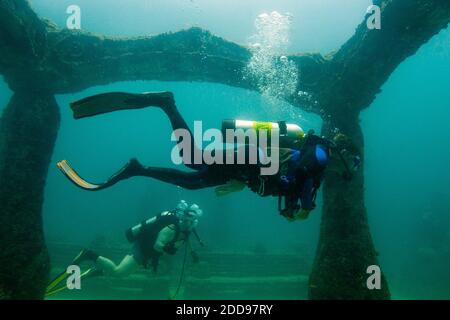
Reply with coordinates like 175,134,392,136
0,90,59,299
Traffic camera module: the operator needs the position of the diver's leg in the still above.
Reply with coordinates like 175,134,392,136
71,91,204,169
95,256,118,274
160,101,205,170
124,92,204,165
96,255,138,278
59,158,224,191
134,163,223,190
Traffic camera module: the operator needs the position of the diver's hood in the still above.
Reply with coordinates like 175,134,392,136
186,204,203,219
176,200,188,211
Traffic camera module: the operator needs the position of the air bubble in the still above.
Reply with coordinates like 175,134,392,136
245,11,298,102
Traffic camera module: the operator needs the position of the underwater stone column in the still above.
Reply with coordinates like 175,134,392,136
308,115,390,299
0,90,60,299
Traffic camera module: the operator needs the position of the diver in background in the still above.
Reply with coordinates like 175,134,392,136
73,201,203,277
57,91,361,221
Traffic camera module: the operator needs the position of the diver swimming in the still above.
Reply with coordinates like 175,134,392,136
46,200,203,297
58,91,361,221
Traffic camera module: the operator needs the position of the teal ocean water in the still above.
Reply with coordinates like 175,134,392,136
1,1,448,299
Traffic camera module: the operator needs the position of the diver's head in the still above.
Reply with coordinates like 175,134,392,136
179,203,203,231
328,133,361,180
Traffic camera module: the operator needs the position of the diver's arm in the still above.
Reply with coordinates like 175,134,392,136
192,228,205,247
299,178,315,211
153,227,176,253
293,178,318,220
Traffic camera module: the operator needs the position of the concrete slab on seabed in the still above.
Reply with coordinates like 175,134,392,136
46,242,310,300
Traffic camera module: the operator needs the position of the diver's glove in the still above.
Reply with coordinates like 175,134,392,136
163,243,177,255
295,209,311,220
281,207,311,222
280,208,296,222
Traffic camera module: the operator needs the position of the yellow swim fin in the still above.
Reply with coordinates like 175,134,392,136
46,270,70,293
45,268,100,297
57,160,102,190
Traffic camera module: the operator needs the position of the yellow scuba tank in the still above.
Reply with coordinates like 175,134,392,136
222,119,305,148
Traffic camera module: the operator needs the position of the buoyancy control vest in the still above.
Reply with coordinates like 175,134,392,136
249,133,331,213
125,212,181,266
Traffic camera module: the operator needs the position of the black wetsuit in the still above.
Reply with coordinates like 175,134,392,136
68,98,330,215
120,136,329,215
132,212,187,271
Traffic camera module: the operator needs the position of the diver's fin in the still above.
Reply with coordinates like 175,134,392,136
57,158,144,191
70,91,175,119
45,268,103,297
46,250,101,296
57,160,103,191
46,270,70,293
45,283,69,297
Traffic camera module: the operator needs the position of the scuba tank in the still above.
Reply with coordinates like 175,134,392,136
125,217,157,243
126,201,188,243
222,119,305,148
125,210,183,243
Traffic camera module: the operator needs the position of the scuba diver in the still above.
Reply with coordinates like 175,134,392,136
78,201,203,275
46,200,203,296
58,91,361,221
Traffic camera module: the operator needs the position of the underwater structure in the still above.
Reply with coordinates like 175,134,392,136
0,0,449,299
